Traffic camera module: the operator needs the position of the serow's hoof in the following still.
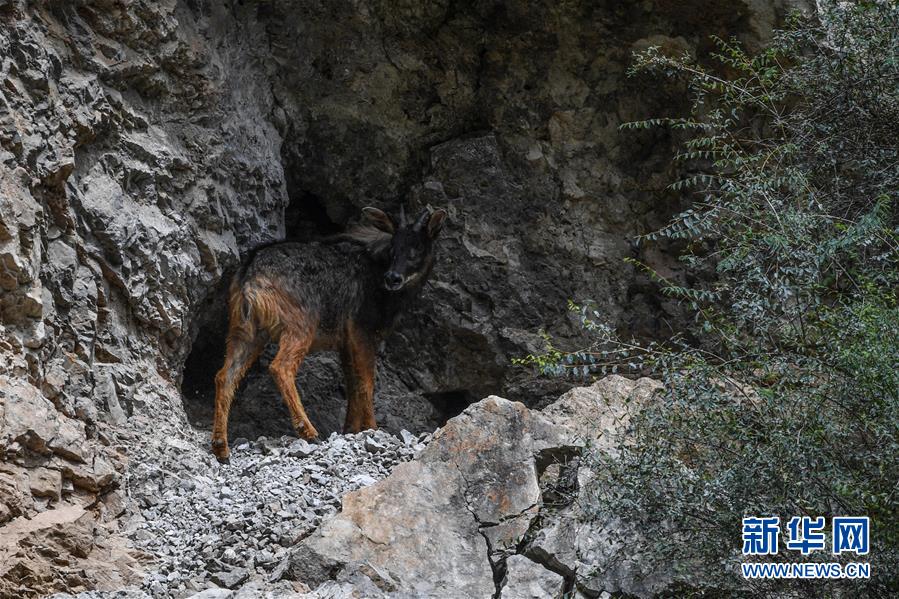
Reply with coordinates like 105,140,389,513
211,438,230,464
294,422,320,442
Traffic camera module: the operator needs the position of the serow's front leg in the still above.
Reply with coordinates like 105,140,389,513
270,330,319,441
340,323,377,433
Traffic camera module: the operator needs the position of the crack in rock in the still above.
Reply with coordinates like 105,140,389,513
456,464,510,599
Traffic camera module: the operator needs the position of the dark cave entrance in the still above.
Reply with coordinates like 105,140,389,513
283,188,341,242
425,390,478,424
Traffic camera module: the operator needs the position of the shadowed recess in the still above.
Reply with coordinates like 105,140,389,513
425,389,479,424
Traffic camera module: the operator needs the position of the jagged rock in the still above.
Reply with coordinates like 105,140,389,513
0,498,144,597
28,467,62,500
0,467,29,523
503,554,565,599
363,436,386,454
421,396,569,558
289,397,567,596
210,567,250,590
543,375,663,450
289,377,668,598
1,377,69,456
287,439,317,458
189,590,234,599
291,459,493,596
51,417,90,464
399,430,417,447
58,455,118,493
530,376,667,598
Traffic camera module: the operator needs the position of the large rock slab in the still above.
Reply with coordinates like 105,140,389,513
0,377,88,463
543,375,663,450
0,496,145,597
289,396,568,597
295,460,493,597
290,377,666,598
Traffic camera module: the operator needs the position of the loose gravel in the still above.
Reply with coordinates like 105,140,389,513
64,429,428,598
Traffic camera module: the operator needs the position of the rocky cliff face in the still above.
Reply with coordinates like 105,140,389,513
179,0,792,439
0,0,794,596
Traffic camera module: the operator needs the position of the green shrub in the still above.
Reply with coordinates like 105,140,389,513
522,2,898,595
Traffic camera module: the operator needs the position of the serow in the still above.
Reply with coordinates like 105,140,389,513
210,207,447,463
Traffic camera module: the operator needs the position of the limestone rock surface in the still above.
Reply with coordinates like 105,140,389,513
289,376,664,598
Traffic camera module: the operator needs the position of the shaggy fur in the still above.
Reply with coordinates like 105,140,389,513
210,207,446,462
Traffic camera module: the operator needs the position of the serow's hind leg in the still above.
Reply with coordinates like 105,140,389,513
269,331,319,440
341,323,377,433
212,334,265,463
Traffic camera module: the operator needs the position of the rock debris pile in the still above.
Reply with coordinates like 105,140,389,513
123,430,428,597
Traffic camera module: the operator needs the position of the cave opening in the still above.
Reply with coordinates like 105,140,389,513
180,274,229,429
425,390,479,425
283,188,341,242
282,147,342,243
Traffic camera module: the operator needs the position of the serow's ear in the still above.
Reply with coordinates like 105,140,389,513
361,207,395,234
427,209,447,238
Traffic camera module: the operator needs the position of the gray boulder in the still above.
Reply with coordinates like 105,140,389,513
533,376,667,598
289,377,665,598
504,555,564,599
290,396,568,597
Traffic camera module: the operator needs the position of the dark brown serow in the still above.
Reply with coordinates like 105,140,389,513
211,207,447,462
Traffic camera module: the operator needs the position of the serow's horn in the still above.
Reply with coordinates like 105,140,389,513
413,208,432,232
